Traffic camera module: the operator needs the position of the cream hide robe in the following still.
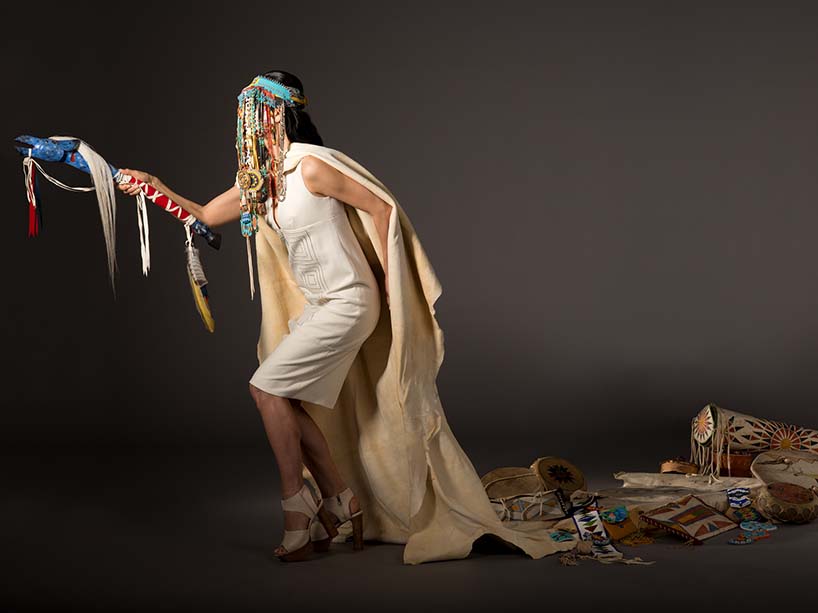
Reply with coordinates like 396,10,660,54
253,143,573,564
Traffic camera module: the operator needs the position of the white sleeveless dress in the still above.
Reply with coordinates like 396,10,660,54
248,152,381,409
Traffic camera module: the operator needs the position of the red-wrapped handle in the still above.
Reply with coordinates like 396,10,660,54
116,172,194,222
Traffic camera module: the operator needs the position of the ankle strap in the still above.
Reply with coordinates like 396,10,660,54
324,487,355,515
281,483,318,516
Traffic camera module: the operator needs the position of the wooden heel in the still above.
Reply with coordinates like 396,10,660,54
317,505,340,539
313,488,364,553
351,513,364,551
312,504,338,553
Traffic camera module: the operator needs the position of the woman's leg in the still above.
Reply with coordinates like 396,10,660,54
290,399,360,517
249,383,309,554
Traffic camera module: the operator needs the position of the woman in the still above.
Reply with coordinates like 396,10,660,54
118,70,574,565
119,70,387,562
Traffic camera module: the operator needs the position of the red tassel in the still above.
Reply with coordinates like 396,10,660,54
28,202,37,236
27,162,39,237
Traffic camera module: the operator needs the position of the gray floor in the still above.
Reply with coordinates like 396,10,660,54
3,448,817,612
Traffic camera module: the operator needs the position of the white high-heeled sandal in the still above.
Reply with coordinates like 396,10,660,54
310,487,364,552
276,483,338,562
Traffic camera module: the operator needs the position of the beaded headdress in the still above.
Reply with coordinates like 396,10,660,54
235,74,308,298
236,75,307,237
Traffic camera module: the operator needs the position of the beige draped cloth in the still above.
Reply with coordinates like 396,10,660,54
253,143,573,564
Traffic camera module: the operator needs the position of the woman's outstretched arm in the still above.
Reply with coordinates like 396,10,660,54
117,168,242,228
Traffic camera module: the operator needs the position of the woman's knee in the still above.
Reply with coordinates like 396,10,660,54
249,384,295,412
249,382,262,404
249,383,276,409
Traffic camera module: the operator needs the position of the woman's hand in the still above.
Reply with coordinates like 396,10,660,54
117,168,158,196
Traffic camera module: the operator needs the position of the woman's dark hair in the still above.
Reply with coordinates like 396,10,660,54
262,70,323,146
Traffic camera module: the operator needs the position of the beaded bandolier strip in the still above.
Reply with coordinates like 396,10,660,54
235,75,308,298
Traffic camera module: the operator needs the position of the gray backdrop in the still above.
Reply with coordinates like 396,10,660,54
4,2,818,469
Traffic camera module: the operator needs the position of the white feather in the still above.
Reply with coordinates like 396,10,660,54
50,136,118,293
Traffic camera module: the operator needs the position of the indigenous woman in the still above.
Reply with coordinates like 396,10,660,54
118,70,572,564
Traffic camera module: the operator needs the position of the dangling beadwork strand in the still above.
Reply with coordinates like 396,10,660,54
234,74,307,298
